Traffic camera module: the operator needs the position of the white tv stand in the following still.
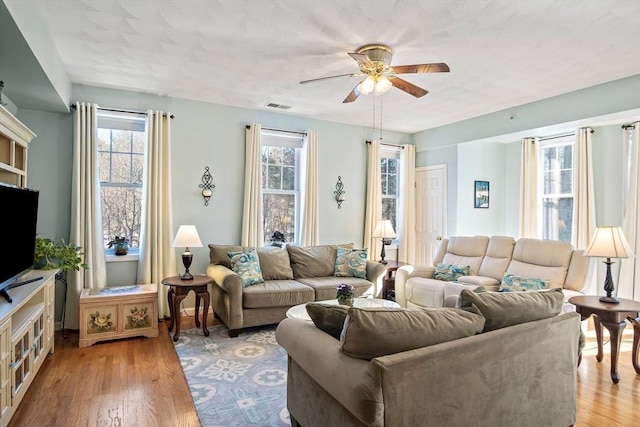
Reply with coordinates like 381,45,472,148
0,269,55,426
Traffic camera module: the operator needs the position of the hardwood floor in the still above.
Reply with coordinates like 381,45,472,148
7,318,640,426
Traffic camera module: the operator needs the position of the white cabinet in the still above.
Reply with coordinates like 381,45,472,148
0,104,36,188
0,270,55,427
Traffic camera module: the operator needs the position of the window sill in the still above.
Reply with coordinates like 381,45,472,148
106,253,139,263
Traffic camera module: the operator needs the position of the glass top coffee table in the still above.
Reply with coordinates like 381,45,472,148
286,298,400,321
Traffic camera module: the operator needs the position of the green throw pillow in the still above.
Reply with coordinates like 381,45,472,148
305,303,350,340
340,307,485,360
227,248,264,287
459,287,564,332
433,263,470,281
499,274,549,292
334,247,368,279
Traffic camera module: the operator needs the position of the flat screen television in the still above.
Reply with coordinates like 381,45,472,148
0,183,40,303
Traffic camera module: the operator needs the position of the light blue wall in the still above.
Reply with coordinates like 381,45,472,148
414,75,640,238
20,84,411,291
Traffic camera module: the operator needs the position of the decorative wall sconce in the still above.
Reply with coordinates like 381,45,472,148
199,166,215,206
334,176,346,208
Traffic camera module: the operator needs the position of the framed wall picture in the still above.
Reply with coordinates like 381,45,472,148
474,181,489,208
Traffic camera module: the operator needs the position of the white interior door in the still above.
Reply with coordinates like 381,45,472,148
415,165,447,265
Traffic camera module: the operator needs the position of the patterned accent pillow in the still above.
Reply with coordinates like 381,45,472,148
433,263,470,281
499,274,548,292
227,248,264,287
334,248,368,279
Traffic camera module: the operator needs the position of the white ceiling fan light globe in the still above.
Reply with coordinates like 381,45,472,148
359,76,375,94
374,76,392,95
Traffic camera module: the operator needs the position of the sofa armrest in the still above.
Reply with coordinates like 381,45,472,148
456,275,500,287
206,264,243,296
394,265,436,307
366,261,386,296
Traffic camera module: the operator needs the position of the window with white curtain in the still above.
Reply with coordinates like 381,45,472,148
538,134,575,243
261,130,303,245
380,147,401,242
97,112,147,251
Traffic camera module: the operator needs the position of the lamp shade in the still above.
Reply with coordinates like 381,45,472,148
583,226,633,259
172,225,203,248
372,220,396,239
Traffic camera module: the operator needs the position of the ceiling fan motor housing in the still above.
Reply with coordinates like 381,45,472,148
357,44,393,67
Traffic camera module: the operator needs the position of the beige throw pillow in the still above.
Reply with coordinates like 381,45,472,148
287,244,354,278
459,287,564,332
340,307,485,360
208,244,244,268
256,247,294,280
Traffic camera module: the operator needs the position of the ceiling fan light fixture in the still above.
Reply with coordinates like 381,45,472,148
374,76,392,95
358,75,376,95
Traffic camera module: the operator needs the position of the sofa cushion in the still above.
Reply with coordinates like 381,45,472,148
242,280,315,308
256,247,294,280
208,244,244,268
287,244,354,278
433,263,470,281
498,274,549,292
334,248,368,279
459,288,564,332
506,238,573,288
305,302,349,339
340,307,485,360
297,276,372,301
227,248,264,287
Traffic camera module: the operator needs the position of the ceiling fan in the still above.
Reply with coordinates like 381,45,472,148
300,44,450,103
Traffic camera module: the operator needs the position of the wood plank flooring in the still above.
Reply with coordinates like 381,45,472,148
7,317,640,426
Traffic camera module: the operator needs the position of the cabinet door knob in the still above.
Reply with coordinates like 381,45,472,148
436,236,442,241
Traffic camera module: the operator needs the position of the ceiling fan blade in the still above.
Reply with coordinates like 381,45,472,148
300,73,359,84
391,63,450,74
389,76,428,98
342,83,362,103
348,52,374,68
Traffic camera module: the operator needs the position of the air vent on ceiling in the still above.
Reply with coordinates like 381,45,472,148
265,102,291,110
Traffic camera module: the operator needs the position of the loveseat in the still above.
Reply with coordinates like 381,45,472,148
395,235,591,309
206,243,386,336
276,289,581,427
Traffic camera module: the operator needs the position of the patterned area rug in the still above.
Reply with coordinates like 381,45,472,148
173,324,290,427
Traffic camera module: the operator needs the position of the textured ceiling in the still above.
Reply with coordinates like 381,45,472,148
17,0,640,133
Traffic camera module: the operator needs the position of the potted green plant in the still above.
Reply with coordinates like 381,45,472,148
269,231,285,247
107,236,129,255
336,283,355,306
33,237,88,272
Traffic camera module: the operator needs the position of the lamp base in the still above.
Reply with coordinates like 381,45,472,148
180,251,194,281
599,295,620,304
180,272,194,281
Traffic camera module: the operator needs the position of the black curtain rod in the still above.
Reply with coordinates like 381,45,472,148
245,124,307,136
365,140,405,149
70,103,174,119
622,121,639,130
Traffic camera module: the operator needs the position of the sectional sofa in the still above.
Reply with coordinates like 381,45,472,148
276,288,581,427
206,243,386,336
395,235,592,309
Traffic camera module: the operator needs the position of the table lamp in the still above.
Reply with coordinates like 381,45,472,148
583,226,633,304
172,225,203,280
372,219,396,264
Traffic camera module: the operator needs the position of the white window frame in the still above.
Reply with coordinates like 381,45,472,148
538,134,575,243
380,146,402,245
261,130,303,245
97,112,146,257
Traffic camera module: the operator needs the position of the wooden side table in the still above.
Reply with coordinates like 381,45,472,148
381,260,407,301
161,275,212,342
568,295,640,384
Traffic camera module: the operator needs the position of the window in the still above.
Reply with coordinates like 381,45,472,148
97,113,146,250
539,135,574,243
380,148,401,239
261,130,303,245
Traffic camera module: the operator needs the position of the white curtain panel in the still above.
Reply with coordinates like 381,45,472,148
519,137,538,238
300,130,319,246
137,110,176,318
398,144,416,264
619,124,640,301
241,124,264,247
65,102,107,329
364,140,382,264
572,128,596,249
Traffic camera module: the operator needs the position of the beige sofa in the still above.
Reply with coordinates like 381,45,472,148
276,290,581,427
206,243,386,336
395,235,591,309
